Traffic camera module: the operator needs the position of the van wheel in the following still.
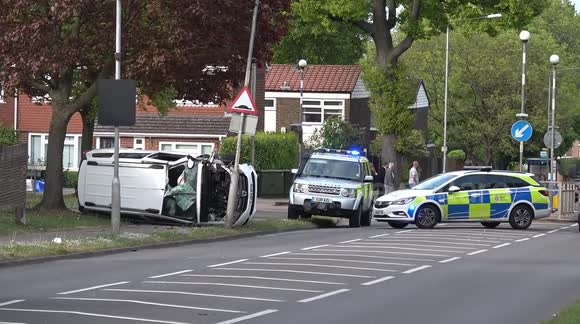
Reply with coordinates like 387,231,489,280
415,204,439,229
387,221,409,229
509,204,533,230
288,205,299,220
349,206,362,228
78,205,86,214
481,221,500,229
361,209,372,227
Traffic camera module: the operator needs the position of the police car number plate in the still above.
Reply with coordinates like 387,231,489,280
374,210,383,215
312,197,332,203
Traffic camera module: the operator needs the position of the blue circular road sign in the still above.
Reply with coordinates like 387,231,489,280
511,120,533,142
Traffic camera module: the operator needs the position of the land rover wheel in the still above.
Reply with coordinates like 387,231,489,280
415,204,439,229
288,205,299,220
349,205,362,228
481,221,500,229
509,204,533,230
387,221,408,229
361,209,372,227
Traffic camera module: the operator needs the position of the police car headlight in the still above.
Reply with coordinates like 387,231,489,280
392,197,415,205
340,188,357,198
294,184,308,193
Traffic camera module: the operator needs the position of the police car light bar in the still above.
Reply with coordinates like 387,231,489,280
463,166,493,171
316,148,360,156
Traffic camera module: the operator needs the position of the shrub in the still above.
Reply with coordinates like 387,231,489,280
447,149,466,161
395,129,428,158
63,170,79,189
0,123,18,146
220,132,298,170
557,158,580,178
306,116,363,150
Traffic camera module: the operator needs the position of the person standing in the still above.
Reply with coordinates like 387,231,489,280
384,162,396,194
376,162,388,196
409,161,419,189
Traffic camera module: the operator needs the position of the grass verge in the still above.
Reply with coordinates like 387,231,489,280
544,300,580,324
0,219,316,261
0,193,110,236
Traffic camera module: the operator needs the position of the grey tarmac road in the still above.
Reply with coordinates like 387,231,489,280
1,221,579,324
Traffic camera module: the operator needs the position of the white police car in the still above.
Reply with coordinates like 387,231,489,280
373,168,551,230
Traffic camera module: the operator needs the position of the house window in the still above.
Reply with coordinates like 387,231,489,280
159,142,214,156
264,98,276,132
302,100,345,124
28,133,82,170
133,137,145,150
97,137,115,149
0,83,5,103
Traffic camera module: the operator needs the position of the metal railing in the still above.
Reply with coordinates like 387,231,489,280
541,181,579,220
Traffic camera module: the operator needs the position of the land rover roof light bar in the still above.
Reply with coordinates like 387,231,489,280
316,148,361,156
463,166,493,171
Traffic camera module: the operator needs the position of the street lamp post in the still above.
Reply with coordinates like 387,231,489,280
548,54,559,210
518,30,530,172
442,13,501,173
297,59,307,166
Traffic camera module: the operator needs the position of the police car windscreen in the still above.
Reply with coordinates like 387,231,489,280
413,173,457,190
302,159,361,181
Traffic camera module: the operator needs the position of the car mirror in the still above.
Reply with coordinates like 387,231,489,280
291,168,298,174
448,185,460,193
186,156,195,169
364,175,374,183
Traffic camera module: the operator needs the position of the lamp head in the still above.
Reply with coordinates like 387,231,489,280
519,30,530,42
550,54,560,65
298,59,307,69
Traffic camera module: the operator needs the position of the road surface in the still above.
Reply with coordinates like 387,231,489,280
1,221,579,324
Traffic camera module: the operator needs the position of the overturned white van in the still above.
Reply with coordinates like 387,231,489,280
77,149,257,226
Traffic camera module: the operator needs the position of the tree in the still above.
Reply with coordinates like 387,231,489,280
0,0,291,210
403,0,579,167
289,0,548,178
307,116,364,150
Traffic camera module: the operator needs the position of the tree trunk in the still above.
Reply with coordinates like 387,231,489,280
80,106,95,162
38,102,75,210
381,134,404,189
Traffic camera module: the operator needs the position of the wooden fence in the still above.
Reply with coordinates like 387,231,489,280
0,144,27,223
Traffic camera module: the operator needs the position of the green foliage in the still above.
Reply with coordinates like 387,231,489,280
557,158,579,178
395,129,428,158
447,149,466,161
0,123,18,146
219,132,298,170
307,117,363,150
148,87,178,116
63,171,78,189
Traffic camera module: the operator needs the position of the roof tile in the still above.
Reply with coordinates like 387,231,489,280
265,64,361,93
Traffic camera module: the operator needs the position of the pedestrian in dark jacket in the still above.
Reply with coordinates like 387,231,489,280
384,162,396,194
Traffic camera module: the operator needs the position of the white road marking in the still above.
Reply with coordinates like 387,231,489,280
350,242,475,250
103,288,284,302
270,257,414,267
260,251,291,258
57,281,129,295
515,238,530,242
403,265,432,274
571,223,579,227
142,281,322,293
395,230,414,234
533,234,546,238
547,229,559,234
0,300,25,307
0,308,190,324
366,239,491,247
292,252,431,262
208,259,249,268
376,235,502,243
51,297,244,314
0,321,28,324
301,244,330,251
298,289,350,303
213,268,375,278
425,230,530,237
340,239,362,244
216,309,278,324
313,248,450,258
560,226,569,230
148,270,193,279
330,245,464,254
361,276,396,286
369,233,390,239
467,249,487,256
439,257,462,264
180,274,345,285
493,243,511,249
244,262,396,272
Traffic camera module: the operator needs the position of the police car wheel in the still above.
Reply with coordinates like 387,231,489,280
387,221,408,229
288,205,299,220
509,204,533,230
349,206,362,228
481,221,500,229
415,205,439,229
361,209,372,227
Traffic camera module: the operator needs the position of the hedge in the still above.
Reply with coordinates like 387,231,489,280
63,170,79,189
557,158,580,178
220,132,298,170
447,149,466,161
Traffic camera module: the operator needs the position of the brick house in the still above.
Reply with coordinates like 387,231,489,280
263,64,371,141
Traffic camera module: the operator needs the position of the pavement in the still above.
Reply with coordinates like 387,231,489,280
1,220,580,324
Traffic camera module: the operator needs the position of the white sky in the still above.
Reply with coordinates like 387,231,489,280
572,0,579,12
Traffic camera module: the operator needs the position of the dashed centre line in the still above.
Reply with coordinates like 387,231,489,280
403,265,432,274
361,276,396,286
439,257,462,264
261,251,291,258
148,270,193,279
0,300,25,307
208,259,249,268
395,230,414,234
467,249,487,256
301,244,330,251
493,243,511,249
533,234,546,238
369,233,390,239
340,239,362,244
547,229,559,234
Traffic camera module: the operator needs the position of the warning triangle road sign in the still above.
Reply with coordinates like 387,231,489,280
226,86,258,115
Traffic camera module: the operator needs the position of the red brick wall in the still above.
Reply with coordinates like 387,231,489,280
15,94,83,134
276,98,299,131
0,95,15,129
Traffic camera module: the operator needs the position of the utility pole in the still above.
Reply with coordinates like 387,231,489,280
111,0,122,235
518,30,530,172
548,54,559,211
225,0,260,227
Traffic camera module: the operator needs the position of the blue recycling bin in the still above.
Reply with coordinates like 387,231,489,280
34,180,45,192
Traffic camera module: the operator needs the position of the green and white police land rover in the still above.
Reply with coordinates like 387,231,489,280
288,148,375,227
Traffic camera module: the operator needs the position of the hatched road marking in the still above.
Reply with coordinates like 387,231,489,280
298,289,350,303
215,309,278,324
